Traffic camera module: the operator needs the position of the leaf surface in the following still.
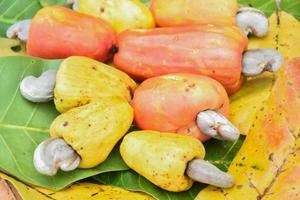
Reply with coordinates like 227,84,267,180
0,38,26,57
39,0,68,7
196,57,300,200
0,0,42,37
229,74,275,135
0,172,154,200
230,11,300,135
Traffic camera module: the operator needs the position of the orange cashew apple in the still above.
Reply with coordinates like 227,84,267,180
114,24,283,95
131,74,240,141
6,6,117,61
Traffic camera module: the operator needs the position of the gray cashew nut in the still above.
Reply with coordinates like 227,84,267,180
242,48,284,77
196,110,240,141
20,69,57,103
33,138,81,176
236,7,269,37
6,19,32,41
187,159,234,188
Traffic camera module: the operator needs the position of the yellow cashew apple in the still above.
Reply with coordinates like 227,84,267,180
120,130,205,192
54,56,137,113
150,0,238,27
76,0,155,33
51,97,134,168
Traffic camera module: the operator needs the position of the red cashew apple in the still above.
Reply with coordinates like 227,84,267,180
131,73,240,141
26,6,117,61
114,24,284,95
114,24,247,95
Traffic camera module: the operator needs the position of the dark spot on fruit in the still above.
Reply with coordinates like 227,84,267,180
88,124,91,127
235,162,244,167
63,121,68,127
109,45,119,54
100,7,105,13
128,86,134,97
251,165,260,170
91,192,98,197
268,153,274,161
237,185,243,189
188,83,196,88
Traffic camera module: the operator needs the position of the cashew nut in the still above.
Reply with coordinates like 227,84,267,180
186,159,234,188
20,69,57,103
236,7,268,37
196,110,240,141
66,0,79,11
33,138,81,176
6,19,32,41
242,48,284,77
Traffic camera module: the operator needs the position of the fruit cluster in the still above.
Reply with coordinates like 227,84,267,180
9,0,284,193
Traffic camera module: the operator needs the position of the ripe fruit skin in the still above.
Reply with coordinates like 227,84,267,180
27,6,116,61
131,74,229,141
54,56,137,113
114,24,248,94
51,97,133,168
150,0,238,27
77,0,155,33
120,130,205,192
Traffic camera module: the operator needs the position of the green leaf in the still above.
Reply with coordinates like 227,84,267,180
238,0,277,16
96,170,206,200
281,0,300,21
140,0,151,6
39,0,69,7
238,0,300,22
203,136,245,171
0,0,42,37
95,136,245,200
0,56,129,190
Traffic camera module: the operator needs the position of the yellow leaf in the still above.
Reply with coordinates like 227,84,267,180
249,12,300,61
0,172,46,200
229,11,300,135
196,57,300,199
0,172,154,200
0,38,26,57
36,183,155,200
229,74,275,135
